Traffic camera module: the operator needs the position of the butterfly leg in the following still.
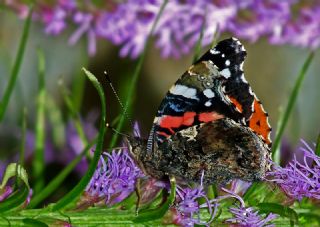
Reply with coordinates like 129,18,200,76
135,178,142,216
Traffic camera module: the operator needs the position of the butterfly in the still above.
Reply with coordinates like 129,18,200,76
128,37,272,185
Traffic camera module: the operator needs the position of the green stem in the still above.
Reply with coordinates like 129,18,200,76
33,48,46,193
192,10,206,63
271,52,314,159
0,7,32,121
315,133,320,156
52,68,106,211
109,0,169,148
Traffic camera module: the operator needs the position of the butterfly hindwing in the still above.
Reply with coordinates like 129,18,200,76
197,37,272,147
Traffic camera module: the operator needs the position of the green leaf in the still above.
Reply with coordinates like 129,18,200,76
0,6,32,121
257,202,299,225
133,176,176,223
0,185,29,213
52,68,106,211
0,163,29,190
109,0,169,148
45,96,65,147
272,52,314,158
33,48,46,193
28,138,96,208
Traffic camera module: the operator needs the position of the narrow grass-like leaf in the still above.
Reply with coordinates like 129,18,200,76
257,202,298,225
46,96,65,147
52,68,106,211
109,0,168,148
28,138,96,208
315,133,320,156
59,79,88,145
272,107,284,164
1,163,29,190
192,12,206,63
133,176,176,223
272,52,314,158
0,7,32,121
0,185,29,213
72,64,88,112
19,108,27,167
33,49,46,193
16,108,28,188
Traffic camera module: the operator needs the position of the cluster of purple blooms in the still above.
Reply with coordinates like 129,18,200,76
5,0,320,58
84,136,320,226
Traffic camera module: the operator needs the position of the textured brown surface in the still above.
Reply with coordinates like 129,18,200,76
128,118,270,185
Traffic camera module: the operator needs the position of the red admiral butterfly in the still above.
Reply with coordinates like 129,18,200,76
128,37,272,185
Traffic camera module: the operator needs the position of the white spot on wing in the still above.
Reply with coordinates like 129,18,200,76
225,60,230,66
170,84,198,100
221,54,225,58
205,101,212,107
210,49,220,55
203,89,215,98
220,68,231,78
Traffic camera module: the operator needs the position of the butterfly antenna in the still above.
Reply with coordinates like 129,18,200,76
106,122,130,138
104,71,138,134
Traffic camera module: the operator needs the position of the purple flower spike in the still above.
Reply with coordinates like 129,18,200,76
172,172,217,227
267,140,320,201
227,206,278,227
86,148,144,205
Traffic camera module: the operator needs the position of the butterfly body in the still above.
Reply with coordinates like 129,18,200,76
128,37,272,185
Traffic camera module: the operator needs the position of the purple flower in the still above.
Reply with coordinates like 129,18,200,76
222,188,278,227
272,6,320,50
86,149,144,205
227,206,278,227
267,140,320,201
171,173,217,227
69,12,97,56
96,0,237,58
40,0,76,35
228,0,294,42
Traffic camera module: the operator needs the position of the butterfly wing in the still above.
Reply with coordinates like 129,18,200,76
149,37,272,152
195,37,272,147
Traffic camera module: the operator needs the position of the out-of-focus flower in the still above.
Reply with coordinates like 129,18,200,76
267,140,320,201
271,6,320,49
228,0,294,42
4,0,320,58
227,206,278,227
86,149,144,205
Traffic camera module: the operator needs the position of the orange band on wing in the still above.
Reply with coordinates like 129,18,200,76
228,96,243,113
249,98,271,145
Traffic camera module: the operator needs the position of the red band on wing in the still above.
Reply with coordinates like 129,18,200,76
249,98,272,145
159,112,197,133
198,112,224,123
